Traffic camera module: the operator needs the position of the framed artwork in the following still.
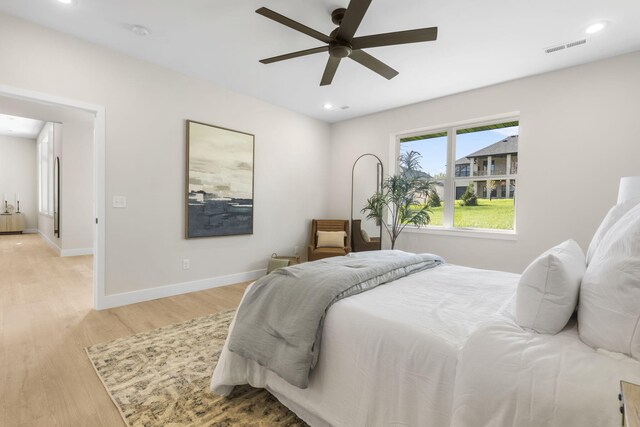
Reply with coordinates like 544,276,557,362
186,120,254,238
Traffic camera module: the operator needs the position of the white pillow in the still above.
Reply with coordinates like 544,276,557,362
586,196,640,264
361,228,371,243
316,231,346,248
516,239,586,334
578,202,640,359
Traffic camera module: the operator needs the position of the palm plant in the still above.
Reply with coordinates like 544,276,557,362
361,151,433,249
399,150,422,178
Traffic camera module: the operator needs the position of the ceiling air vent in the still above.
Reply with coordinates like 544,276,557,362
544,38,588,54
545,44,566,54
566,38,587,48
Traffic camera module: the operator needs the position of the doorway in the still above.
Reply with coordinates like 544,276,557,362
0,85,105,309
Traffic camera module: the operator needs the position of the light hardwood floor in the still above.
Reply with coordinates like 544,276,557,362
0,234,248,427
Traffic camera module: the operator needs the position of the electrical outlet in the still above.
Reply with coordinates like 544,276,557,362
182,258,190,270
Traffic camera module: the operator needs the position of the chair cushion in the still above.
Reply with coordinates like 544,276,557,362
317,231,346,248
312,247,347,255
516,239,586,334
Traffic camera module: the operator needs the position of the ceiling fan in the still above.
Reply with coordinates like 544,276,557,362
256,0,438,86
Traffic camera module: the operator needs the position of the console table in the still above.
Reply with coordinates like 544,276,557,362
0,213,25,234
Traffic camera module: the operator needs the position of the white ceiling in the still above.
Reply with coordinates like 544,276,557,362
0,113,44,139
1,0,639,123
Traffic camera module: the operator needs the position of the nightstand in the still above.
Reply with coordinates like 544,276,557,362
620,381,640,427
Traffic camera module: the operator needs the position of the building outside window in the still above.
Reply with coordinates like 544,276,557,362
454,133,518,201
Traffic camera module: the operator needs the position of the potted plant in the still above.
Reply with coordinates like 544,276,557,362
361,151,433,250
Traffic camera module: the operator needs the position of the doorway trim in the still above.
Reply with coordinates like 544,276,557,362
0,84,106,310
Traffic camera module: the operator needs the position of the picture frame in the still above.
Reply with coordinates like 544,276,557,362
185,120,255,238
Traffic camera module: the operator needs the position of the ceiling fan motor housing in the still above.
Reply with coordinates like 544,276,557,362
329,40,352,58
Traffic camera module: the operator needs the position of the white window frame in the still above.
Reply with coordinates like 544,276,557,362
38,123,54,217
391,112,519,240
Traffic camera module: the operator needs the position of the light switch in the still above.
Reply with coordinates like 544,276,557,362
113,196,127,208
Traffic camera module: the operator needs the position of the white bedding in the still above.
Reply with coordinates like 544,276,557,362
211,264,518,426
451,319,640,426
211,262,640,426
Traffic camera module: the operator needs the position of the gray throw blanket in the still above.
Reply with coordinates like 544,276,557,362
227,250,444,388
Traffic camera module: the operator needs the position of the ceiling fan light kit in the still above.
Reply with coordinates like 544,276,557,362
256,0,438,86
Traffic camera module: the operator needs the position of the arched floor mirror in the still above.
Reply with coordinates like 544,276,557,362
351,154,383,252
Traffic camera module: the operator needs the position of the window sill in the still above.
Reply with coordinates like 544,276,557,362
402,225,518,241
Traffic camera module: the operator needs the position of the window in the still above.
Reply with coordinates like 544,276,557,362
455,164,470,177
398,118,519,234
399,131,447,227
38,124,54,216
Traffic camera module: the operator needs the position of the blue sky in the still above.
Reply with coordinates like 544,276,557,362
400,126,519,176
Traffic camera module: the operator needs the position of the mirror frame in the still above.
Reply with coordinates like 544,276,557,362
350,153,383,249
54,156,60,237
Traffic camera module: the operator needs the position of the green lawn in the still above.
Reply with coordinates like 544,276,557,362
426,198,514,230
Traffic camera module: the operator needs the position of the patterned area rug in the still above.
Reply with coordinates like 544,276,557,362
86,310,306,426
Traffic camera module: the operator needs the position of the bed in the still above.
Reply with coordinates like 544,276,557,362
211,197,640,426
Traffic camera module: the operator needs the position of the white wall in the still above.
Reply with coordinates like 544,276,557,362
329,52,640,273
0,12,331,300
0,134,37,230
59,119,94,254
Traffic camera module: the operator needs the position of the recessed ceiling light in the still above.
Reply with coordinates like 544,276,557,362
586,21,608,34
57,0,74,4
130,25,150,36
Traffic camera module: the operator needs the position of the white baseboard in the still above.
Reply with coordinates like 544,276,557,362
38,231,61,255
61,247,94,257
96,268,266,310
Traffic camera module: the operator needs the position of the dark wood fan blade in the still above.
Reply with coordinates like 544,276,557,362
260,46,328,64
336,0,372,42
352,27,438,49
349,50,398,80
320,57,341,86
256,7,332,44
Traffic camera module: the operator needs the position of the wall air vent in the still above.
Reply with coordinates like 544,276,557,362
544,38,588,54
